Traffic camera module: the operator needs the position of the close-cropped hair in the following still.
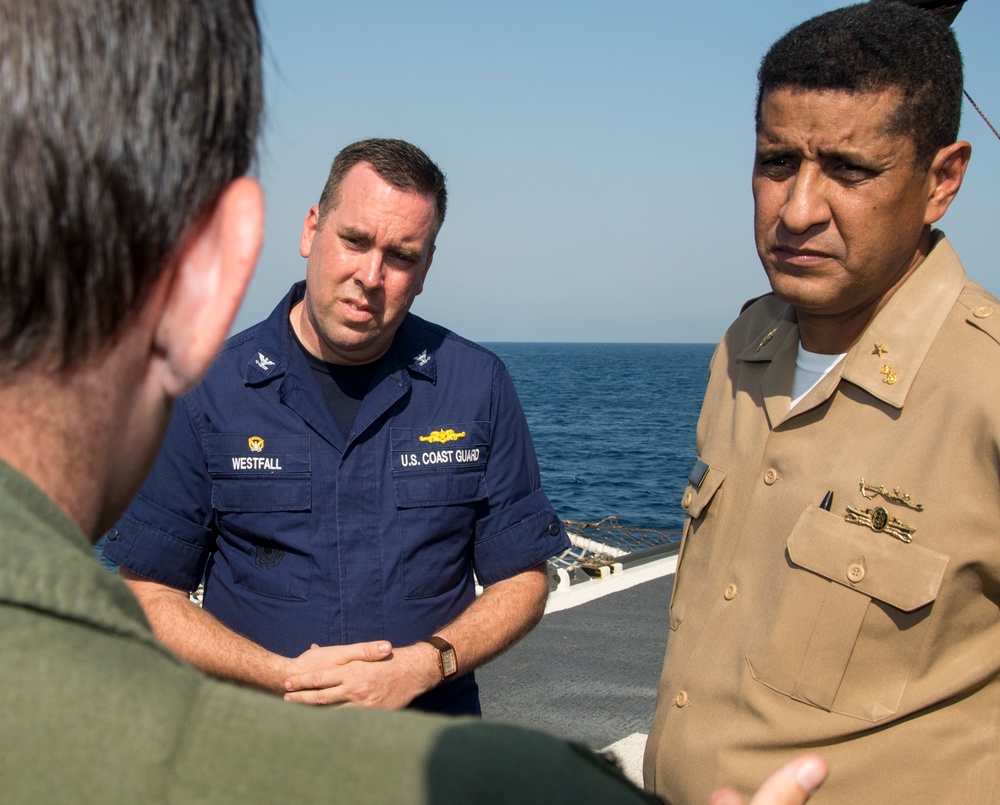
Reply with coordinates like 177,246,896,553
0,0,263,372
317,138,448,238
756,0,963,168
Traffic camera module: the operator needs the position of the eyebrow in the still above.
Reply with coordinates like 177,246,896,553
390,244,424,262
338,225,372,243
339,225,424,261
755,141,887,170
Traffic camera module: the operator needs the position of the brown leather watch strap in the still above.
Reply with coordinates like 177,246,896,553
422,635,457,681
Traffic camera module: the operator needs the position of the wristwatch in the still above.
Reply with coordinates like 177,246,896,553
423,635,458,682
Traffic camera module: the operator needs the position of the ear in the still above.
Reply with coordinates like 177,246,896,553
153,177,264,396
414,244,435,296
299,205,320,258
924,141,972,225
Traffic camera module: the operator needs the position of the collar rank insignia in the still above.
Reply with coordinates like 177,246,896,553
419,429,466,444
880,365,899,385
255,351,276,372
756,328,777,352
413,350,431,367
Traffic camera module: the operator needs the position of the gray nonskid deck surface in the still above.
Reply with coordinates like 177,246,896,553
478,573,673,751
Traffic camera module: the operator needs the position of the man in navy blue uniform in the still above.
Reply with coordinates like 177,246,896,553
104,138,570,715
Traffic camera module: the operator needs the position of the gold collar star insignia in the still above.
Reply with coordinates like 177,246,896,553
872,343,888,357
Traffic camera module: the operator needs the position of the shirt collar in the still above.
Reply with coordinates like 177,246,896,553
242,284,440,387
382,314,439,384
242,281,305,386
841,231,965,409
737,230,967,412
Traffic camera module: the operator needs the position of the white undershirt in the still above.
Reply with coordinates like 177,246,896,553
790,344,846,409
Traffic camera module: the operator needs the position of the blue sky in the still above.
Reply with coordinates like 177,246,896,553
239,0,1000,343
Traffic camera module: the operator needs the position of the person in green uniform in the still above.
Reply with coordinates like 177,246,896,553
0,0,823,802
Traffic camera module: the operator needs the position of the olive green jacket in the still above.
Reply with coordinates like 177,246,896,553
0,460,654,804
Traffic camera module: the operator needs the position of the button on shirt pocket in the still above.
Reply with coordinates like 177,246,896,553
207,434,312,601
391,423,489,599
748,505,948,722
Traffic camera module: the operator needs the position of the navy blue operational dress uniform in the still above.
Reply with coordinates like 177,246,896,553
105,282,570,714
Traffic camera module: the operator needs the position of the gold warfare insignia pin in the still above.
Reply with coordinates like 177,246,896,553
860,478,924,511
419,429,467,445
248,436,265,453
844,504,916,543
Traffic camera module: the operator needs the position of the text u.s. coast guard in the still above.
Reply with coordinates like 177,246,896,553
400,448,481,467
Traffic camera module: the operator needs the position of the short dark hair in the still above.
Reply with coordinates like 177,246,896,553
0,0,263,372
756,1,963,167
317,138,447,238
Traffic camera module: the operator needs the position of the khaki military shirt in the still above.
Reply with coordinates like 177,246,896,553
644,233,1000,803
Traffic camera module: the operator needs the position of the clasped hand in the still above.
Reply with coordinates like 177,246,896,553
283,640,436,709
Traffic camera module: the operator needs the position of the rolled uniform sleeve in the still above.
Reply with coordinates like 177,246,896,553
472,363,569,586
103,398,215,592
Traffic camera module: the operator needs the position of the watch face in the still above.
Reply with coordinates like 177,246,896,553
441,648,457,677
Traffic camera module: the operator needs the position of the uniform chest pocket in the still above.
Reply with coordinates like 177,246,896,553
207,434,312,600
391,423,489,599
748,505,948,722
670,462,727,630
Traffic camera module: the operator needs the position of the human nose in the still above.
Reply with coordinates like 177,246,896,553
780,165,830,235
354,252,384,289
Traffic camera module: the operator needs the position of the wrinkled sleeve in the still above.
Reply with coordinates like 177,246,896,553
472,362,569,586
102,395,215,592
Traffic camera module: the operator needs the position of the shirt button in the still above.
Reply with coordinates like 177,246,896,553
106,526,119,542
724,584,738,601
674,690,689,708
763,468,779,485
974,305,995,319
682,490,693,508
547,522,561,537
847,563,866,583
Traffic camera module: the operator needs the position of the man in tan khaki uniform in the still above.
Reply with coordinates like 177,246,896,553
644,2,998,802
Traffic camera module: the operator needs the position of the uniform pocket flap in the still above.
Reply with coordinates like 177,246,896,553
212,477,311,512
393,468,487,508
682,463,726,520
787,506,948,612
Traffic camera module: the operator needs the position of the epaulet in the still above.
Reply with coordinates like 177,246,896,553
740,292,777,315
959,283,1000,347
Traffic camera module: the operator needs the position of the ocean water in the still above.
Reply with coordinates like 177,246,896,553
486,343,714,533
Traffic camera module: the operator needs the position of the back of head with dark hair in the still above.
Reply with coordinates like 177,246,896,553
756,0,963,166
317,138,448,238
0,0,263,372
